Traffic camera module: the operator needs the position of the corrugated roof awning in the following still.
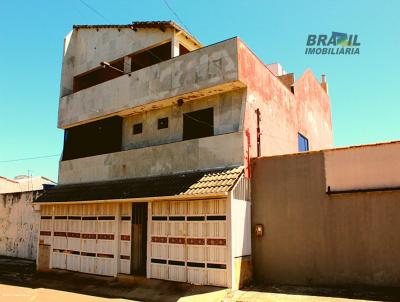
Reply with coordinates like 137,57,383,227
34,166,243,203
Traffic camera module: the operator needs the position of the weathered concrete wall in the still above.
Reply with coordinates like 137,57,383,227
59,132,243,184
59,38,241,128
237,39,333,176
325,142,400,191
122,89,245,150
294,69,333,150
0,191,40,260
251,143,400,286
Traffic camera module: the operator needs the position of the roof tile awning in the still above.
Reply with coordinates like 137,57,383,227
72,21,202,47
34,166,243,203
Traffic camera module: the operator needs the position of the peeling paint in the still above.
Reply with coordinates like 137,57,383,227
0,191,40,260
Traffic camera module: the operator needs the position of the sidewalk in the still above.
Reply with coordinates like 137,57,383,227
0,256,397,302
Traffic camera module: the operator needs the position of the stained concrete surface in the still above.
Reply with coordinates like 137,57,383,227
0,256,399,302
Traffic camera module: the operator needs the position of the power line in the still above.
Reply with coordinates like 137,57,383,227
78,0,111,23
162,0,192,35
77,0,164,63
0,154,60,163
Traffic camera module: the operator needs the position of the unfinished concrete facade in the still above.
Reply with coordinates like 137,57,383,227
251,141,400,287
35,21,333,288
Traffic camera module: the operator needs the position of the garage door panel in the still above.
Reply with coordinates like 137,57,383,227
152,202,169,216
95,257,114,276
151,242,168,259
169,201,186,216
151,221,168,236
97,220,115,234
187,200,206,215
168,240,185,261
206,221,226,238
187,266,207,285
120,240,130,257
207,199,226,215
53,236,67,250
151,262,168,280
187,220,206,237
39,211,52,245
168,263,187,282
81,255,96,274
207,246,227,263
207,268,227,287
169,221,186,237
67,253,80,271
120,206,131,275
52,250,67,269
187,244,206,262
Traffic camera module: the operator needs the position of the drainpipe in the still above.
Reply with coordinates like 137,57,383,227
255,108,261,157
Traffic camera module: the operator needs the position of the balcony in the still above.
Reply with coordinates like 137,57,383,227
58,132,244,185
58,38,243,129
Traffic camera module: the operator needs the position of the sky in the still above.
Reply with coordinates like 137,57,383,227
0,0,399,181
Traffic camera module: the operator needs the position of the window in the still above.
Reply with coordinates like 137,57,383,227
133,123,143,135
183,108,214,140
158,117,168,129
131,42,172,73
62,116,122,161
73,58,124,93
298,133,309,152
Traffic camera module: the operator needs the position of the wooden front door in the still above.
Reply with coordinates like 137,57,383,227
131,202,148,275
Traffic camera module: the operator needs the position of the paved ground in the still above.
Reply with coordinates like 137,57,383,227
0,256,399,302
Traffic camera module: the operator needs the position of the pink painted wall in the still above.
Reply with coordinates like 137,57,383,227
236,38,333,177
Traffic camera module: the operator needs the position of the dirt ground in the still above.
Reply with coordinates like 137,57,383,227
0,256,399,302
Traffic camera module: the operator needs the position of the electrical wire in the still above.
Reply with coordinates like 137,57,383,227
77,0,164,63
162,0,192,35
0,154,60,163
78,0,111,23
183,112,214,129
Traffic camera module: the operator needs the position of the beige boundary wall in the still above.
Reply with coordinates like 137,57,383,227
0,191,41,260
251,141,400,286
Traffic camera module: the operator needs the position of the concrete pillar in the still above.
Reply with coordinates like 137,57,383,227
124,56,132,73
171,31,180,58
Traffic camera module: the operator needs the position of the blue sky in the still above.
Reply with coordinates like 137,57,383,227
0,0,399,181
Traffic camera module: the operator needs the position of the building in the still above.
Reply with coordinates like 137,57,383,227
34,21,333,288
0,175,55,260
251,141,400,287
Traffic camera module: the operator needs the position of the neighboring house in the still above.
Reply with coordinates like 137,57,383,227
34,21,333,288
251,141,400,287
0,176,55,260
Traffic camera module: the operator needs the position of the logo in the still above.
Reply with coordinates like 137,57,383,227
305,32,360,55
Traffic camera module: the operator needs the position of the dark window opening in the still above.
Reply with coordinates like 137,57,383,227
131,42,172,73
133,123,143,135
71,42,172,95
62,116,122,161
183,108,214,140
73,59,124,93
179,44,190,55
298,133,309,152
158,117,168,129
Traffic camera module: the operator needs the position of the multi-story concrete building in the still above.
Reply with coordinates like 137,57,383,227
35,21,333,288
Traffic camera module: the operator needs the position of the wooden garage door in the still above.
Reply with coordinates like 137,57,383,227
150,199,228,287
